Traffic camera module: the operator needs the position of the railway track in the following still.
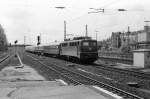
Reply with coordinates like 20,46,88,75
45,56,150,89
30,53,150,86
96,63,150,79
26,53,144,99
0,54,11,70
93,63,150,89
0,55,9,63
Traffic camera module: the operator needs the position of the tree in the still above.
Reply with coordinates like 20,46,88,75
0,24,8,51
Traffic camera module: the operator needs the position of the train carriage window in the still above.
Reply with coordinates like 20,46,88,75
64,42,80,46
69,42,78,46
69,42,72,46
62,43,68,47
75,42,77,46
70,42,73,46
74,42,78,46
73,42,75,46
66,43,68,46
65,43,67,46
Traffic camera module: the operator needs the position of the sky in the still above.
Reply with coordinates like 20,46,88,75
0,0,150,45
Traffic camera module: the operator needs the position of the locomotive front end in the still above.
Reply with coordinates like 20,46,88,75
80,40,98,62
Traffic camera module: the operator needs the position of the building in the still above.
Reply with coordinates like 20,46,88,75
136,26,150,49
111,25,150,52
111,32,121,48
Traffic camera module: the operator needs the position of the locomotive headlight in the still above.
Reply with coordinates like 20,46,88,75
89,47,92,51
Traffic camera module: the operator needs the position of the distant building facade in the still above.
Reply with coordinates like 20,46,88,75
111,26,150,52
137,26,150,49
111,32,121,48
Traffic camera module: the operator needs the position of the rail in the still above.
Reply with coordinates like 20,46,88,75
27,54,143,99
47,63,143,99
0,55,9,63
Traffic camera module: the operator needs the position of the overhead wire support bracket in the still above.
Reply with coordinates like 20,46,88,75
117,9,127,11
88,8,104,13
88,8,127,14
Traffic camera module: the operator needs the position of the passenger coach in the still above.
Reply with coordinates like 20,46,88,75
42,42,60,57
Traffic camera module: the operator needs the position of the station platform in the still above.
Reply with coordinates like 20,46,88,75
96,59,143,69
115,63,142,69
0,65,122,99
114,63,150,74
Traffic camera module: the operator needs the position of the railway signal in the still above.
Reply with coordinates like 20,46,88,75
14,40,18,44
14,40,18,53
37,35,40,45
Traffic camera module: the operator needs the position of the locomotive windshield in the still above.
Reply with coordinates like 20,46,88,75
83,42,89,46
82,41,97,47
81,41,97,52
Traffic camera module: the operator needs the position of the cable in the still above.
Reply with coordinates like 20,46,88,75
101,0,121,8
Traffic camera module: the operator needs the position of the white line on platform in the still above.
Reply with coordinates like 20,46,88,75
55,79,68,85
17,53,24,67
92,86,123,99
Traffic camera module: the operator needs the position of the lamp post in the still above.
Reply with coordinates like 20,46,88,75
95,30,98,41
24,36,26,48
64,20,67,41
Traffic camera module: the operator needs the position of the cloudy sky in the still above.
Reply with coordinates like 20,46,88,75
0,0,150,45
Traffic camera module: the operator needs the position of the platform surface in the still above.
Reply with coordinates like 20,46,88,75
0,65,119,99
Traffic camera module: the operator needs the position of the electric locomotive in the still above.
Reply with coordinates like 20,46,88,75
59,37,98,62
